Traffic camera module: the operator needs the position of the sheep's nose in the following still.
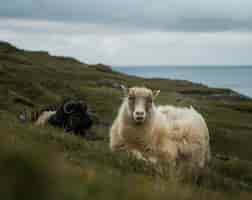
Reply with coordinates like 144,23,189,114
136,111,144,116
134,111,146,123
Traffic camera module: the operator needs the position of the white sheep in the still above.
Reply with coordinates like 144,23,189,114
110,86,211,168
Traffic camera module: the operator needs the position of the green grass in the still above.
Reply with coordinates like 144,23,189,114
0,41,252,199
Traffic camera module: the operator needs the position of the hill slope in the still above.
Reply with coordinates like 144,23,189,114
0,41,252,199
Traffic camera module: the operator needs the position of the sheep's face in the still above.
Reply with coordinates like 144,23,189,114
123,86,160,125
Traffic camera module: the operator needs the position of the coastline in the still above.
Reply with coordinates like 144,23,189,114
113,66,252,98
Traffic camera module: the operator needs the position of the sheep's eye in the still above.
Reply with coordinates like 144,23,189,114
147,97,152,103
128,96,135,101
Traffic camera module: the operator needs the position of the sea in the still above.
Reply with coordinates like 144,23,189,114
113,66,252,98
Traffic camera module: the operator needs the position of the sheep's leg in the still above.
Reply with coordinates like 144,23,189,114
110,130,128,152
147,156,158,164
110,121,126,151
140,147,158,164
192,145,206,169
129,150,147,161
158,140,178,165
112,142,128,152
111,139,157,163
128,148,157,164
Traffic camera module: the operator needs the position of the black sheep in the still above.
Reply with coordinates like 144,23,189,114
48,99,93,136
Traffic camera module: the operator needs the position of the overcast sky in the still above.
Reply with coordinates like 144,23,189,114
0,0,252,66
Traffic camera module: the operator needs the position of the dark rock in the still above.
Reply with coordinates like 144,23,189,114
18,111,29,123
96,79,121,89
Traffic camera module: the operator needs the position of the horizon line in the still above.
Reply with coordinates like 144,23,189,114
112,65,252,67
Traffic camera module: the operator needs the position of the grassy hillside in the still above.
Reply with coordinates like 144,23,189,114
0,41,252,199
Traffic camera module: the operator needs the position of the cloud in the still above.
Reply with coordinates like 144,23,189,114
0,0,252,32
1,18,252,65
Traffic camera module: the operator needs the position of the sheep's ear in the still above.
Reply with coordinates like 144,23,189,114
153,90,160,99
121,85,129,96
